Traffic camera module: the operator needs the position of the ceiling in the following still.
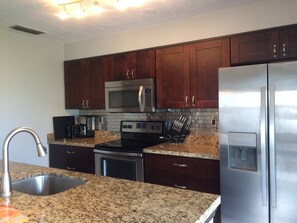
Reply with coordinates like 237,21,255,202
0,0,261,43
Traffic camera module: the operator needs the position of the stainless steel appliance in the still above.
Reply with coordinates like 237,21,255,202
94,120,164,181
219,61,297,223
105,78,155,112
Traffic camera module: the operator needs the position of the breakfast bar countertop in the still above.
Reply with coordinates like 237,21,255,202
7,161,220,223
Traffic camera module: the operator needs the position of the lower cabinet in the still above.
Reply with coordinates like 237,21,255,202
144,153,220,222
49,144,95,174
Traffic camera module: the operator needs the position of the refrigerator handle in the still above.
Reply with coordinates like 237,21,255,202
269,86,277,208
260,87,268,206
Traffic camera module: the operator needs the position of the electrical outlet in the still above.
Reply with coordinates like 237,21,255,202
210,116,216,127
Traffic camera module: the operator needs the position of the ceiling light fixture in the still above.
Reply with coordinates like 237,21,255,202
56,0,148,20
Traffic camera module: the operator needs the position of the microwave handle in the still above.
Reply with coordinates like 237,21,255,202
138,86,145,112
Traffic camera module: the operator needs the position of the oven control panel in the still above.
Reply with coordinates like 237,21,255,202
121,121,164,134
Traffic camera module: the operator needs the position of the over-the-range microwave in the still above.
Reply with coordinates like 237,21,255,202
105,78,156,112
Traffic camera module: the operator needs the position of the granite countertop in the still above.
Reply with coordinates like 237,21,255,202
48,131,220,160
144,134,219,160
47,131,120,148
7,162,220,223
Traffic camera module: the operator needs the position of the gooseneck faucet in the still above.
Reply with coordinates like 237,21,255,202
2,127,47,203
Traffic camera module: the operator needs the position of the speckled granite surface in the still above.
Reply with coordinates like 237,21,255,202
48,131,219,160
47,131,120,148
7,162,220,223
144,135,219,160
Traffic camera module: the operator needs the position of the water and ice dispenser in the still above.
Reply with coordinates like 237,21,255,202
228,132,257,171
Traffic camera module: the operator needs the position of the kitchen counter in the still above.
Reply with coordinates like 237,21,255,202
144,143,219,160
47,131,120,148
48,131,219,160
7,162,220,223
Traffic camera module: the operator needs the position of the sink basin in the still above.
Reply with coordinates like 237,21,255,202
12,174,86,196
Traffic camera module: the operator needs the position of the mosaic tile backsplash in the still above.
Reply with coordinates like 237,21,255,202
80,108,218,136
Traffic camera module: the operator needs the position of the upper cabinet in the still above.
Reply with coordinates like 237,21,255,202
156,45,190,108
64,56,108,109
156,38,230,109
108,49,156,81
190,38,230,108
231,25,297,65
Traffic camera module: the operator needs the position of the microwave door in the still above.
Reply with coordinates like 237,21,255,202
138,86,145,112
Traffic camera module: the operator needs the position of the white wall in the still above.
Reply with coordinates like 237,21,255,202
0,28,77,167
65,0,297,60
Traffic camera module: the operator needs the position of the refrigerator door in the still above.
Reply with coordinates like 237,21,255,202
269,61,297,223
219,64,269,223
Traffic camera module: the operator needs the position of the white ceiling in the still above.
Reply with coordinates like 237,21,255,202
0,0,261,43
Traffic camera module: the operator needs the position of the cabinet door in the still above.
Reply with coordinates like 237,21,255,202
64,59,88,109
279,26,297,59
49,144,95,174
231,30,279,65
133,49,156,79
88,56,109,109
190,38,230,108
144,153,220,194
156,45,190,108
108,53,128,81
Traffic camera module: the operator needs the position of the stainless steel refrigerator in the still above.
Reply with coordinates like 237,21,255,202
219,61,297,223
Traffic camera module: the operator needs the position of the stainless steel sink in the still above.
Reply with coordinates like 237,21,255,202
12,174,86,196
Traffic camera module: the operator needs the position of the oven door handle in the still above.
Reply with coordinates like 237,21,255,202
138,86,145,112
94,149,143,158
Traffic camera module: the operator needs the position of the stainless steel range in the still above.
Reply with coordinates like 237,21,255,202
94,121,165,181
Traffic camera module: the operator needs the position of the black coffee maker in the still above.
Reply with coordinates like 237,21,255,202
78,116,97,137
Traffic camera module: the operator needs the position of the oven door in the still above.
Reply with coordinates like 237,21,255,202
94,151,144,182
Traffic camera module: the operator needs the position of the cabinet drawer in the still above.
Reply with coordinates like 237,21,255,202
49,144,95,174
144,153,220,194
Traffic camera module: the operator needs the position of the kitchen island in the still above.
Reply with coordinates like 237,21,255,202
7,161,220,223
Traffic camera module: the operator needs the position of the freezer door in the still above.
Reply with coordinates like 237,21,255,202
269,61,297,223
219,64,269,223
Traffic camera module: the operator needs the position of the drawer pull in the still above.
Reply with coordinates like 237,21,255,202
66,151,75,154
173,163,187,167
66,167,75,170
174,184,188,189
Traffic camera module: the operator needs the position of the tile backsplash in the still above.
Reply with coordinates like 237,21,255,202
80,108,218,136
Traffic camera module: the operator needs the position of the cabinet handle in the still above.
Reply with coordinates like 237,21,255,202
282,43,286,57
131,69,135,79
86,99,89,108
66,151,75,154
126,70,130,79
66,167,75,170
173,163,188,167
82,100,85,108
174,184,188,189
191,96,195,107
273,44,277,58
185,96,189,107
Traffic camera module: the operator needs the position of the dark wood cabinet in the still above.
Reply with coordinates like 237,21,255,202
64,56,108,109
231,25,297,65
156,38,229,109
190,38,230,108
156,45,190,108
108,49,155,81
49,144,95,174
144,153,221,223
144,153,220,194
